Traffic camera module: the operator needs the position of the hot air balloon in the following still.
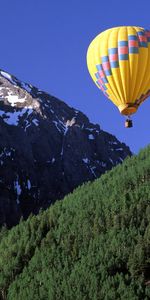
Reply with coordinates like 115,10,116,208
87,26,150,127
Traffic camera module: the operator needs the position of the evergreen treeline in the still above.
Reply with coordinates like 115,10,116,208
0,146,150,299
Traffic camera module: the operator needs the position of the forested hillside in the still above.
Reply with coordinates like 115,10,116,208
0,146,150,300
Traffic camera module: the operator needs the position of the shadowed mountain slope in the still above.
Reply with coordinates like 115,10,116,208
0,70,131,227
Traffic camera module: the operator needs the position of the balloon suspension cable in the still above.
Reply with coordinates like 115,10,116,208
125,116,133,128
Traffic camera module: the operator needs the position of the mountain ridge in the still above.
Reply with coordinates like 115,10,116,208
0,69,131,227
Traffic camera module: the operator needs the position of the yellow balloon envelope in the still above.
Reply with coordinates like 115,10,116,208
87,26,150,119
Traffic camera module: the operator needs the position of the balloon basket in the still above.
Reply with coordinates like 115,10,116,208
125,119,133,128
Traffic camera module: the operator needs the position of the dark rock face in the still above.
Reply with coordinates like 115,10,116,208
0,70,132,227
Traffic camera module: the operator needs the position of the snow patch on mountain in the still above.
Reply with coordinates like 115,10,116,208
14,177,21,204
82,158,89,164
27,179,31,190
20,82,32,93
0,108,33,126
0,71,17,85
32,119,39,126
88,134,95,140
6,94,26,107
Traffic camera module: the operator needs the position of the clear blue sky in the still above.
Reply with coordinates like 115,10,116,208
0,0,150,153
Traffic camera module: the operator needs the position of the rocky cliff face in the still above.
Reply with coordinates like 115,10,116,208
0,70,131,227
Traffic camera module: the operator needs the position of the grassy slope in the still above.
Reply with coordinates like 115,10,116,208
0,146,150,299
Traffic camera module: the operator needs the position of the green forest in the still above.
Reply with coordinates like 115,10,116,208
0,146,150,300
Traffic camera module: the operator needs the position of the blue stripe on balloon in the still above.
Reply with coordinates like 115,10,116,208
95,73,100,79
108,48,118,54
128,35,138,40
101,56,109,62
138,31,145,36
105,69,112,76
96,64,103,71
102,77,108,84
119,54,129,60
129,47,139,53
118,41,128,46
139,41,147,47
110,61,119,68
103,84,107,90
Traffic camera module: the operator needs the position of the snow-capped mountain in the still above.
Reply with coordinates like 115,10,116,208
0,70,131,227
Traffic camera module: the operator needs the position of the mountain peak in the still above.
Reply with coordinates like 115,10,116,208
0,70,33,105
0,69,132,227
